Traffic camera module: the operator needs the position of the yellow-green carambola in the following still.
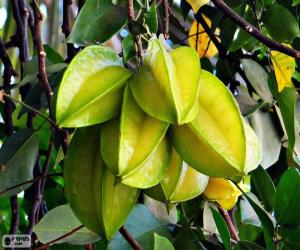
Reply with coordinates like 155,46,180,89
171,70,262,178
56,45,132,128
101,86,171,188
130,38,201,124
146,148,209,203
64,126,139,239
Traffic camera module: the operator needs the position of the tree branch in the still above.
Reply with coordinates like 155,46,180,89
210,0,300,59
119,226,143,250
0,38,19,236
162,0,169,39
217,206,240,242
33,225,84,250
127,0,144,64
62,0,76,62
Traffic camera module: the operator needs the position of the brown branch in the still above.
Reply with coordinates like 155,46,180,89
127,0,144,64
119,226,143,250
31,0,53,112
210,0,300,59
62,0,76,62
0,38,19,236
0,172,62,196
162,0,169,39
217,206,240,242
33,225,84,250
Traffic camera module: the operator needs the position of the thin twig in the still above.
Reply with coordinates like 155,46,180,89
211,0,300,59
127,0,144,65
31,0,53,114
162,0,169,39
33,225,84,250
119,226,143,250
0,38,19,236
0,173,62,196
62,0,76,62
1,91,57,127
217,206,240,242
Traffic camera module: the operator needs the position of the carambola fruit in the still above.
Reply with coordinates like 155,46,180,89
64,126,139,239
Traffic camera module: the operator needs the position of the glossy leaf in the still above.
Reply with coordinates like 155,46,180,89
108,204,172,250
101,87,170,188
154,233,174,250
275,168,300,226
146,149,208,203
234,241,265,250
130,38,200,124
241,59,273,104
171,70,248,177
268,74,296,154
67,0,127,45
271,47,295,92
33,204,100,245
143,194,178,224
56,45,132,127
251,166,276,212
0,129,39,197
241,193,275,250
189,17,219,58
144,2,158,34
210,207,231,250
281,226,300,249
122,34,136,64
263,5,300,43
64,126,138,239
250,110,281,169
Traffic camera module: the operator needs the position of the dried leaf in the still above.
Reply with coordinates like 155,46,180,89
188,17,219,58
186,0,209,13
271,45,295,92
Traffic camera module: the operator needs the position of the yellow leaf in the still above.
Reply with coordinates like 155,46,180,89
188,17,219,58
186,0,209,13
271,45,295,92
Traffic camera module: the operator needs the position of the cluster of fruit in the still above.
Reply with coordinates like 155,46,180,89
56,38,262,239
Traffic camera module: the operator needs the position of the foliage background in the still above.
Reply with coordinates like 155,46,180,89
0,0,300,249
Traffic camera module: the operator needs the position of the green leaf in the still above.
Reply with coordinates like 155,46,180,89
240,193,275,250
251,166,276,212
154,233,174,250
210,207,231,250
268,74,296,154
249,110,281,169
234,241,265,250
122,34,136,64
67,0,127,45
293,0,300,6
144,2,158,33
281,226,300,249
33,204,100,245
56,45,132,127
130,38,201,124
241,59,273,104
262,4,300,43
275,168,300,226
108,204,172,250
143,194,178,224
0,129,39,197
